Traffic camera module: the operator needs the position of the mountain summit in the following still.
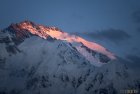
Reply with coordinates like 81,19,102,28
5,21,115,66
0,21,139,94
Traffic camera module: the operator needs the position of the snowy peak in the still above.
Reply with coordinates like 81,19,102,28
5,21,116,66
7,21,50,39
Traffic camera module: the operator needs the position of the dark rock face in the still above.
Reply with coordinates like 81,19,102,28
5,45,21,54
0,31,21,57
0,36,11,43
5,24,32,45
81,43,111,63
98,53,111,63
0,56,6,69
46,36,56,42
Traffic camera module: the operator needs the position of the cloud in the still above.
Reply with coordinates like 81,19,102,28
132,10,140,23
117,54,140,71
126,55,140,63
83,28,131,43
126,54,140,69
137,27,140,33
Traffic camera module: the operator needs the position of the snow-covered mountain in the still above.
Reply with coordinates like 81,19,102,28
0,21,139,94
5,21,116,66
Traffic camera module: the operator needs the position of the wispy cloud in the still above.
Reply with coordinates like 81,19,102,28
82,28,131,43
132,10,140,23
126,55,140,63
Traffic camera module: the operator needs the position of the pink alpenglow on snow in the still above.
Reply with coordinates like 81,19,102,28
10,21,116,60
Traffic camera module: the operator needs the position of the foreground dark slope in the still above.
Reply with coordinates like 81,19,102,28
0,21,140,94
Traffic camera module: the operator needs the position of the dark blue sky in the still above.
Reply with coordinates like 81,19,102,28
0,0,139,32
1,0,140,68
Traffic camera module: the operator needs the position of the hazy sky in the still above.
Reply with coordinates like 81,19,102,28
1,0,140,68
0,0,139,32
